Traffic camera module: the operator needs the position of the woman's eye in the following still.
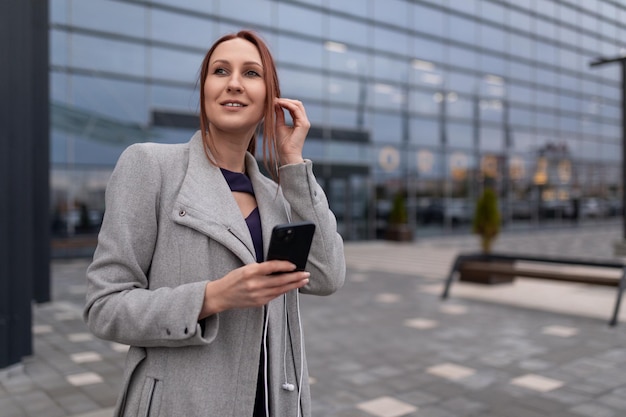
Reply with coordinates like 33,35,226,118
214,68,227,75
245,70,261,77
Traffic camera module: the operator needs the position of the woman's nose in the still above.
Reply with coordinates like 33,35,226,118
226,75,243,93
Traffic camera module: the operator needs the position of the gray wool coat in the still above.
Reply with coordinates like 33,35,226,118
83,131,346,417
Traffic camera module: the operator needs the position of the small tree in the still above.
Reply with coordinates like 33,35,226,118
385,192,413,241
472,188,500,253
389,192,408,225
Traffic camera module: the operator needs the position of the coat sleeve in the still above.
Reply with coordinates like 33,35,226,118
278,160,346,296
83,144,218,348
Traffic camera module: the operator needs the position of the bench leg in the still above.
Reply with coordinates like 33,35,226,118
442,256,463,300
609,267,626,327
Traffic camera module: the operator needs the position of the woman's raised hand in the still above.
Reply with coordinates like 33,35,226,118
274,98,310,166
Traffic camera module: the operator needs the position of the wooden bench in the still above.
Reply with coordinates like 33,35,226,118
441,252,626,327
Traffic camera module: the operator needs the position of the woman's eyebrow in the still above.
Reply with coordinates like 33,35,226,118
211,59,263,68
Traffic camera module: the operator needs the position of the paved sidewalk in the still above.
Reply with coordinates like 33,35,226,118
2,222,626,417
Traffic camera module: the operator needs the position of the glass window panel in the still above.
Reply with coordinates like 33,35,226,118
480,127,503,152
372,112,403,143
602,122,620,139
413,4,445,37
560,114,579,132
277,2,322,35
508,84,532,105
50,73,68,103
413,37,445,63
559,95,579,113
535,68,557,89
558,5,578,25
581,12,597,32
71,75,147,124
581,33,598,52
480,103,504,123
508,61,533,82
558,26,579,48
452,0,478,16
536,111,556,130
410,117,439,146
447,45,477,71
72,35,146,77
71,0,145,37
601,143,620,162
560,73,580,92
301,138,324,161
328,76,361,105
373,55,407,84
151,47,203,82
447,121,473,149
509,34,533,60
481,2,506,23
480,25,507,53
327,106,363,130
512,130,535,152
536,89,557,108
447,96,472,119
374,26,409,56
50,0,67,24
448,15,476,44
151,10,217,50
559,48,580,71
411,90,439,115
581,79,598,95
328,0,370,18
509,10,531,32
535,0,556,17
220,0,272,26
447,72,479,94
302,102,325,126
372,0,409,27
153,0,214,13
277,37,324,69
535,41,558,66
151,85,198,114
370,83,404,112
535,19,556,41
328,48,370,75
480,55,507,77
510,107,533,127
329,15,370,48
279,68,325,101
50,30,67,67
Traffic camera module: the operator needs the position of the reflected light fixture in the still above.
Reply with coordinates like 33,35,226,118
324,40,347,53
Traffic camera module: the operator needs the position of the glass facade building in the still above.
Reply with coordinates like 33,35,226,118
49,0,625,241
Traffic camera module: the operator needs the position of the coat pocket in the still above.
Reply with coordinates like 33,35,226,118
139,376,162,417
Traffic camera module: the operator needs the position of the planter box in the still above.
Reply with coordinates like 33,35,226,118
458,260,516,285
384,224,414,242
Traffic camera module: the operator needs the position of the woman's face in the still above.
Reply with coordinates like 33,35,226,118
203,38,267,138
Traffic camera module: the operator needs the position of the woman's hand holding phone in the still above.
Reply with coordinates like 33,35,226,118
199,261,310,319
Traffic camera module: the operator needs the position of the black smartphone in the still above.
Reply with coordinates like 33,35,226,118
266,221,316,272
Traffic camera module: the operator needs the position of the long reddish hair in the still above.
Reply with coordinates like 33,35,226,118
199,30,281,180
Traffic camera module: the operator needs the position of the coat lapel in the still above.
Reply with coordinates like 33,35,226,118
172,132,256,263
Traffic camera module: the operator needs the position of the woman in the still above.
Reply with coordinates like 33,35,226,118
84,30,345,417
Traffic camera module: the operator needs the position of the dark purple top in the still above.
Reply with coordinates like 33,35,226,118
220,168,263,263
220,168,267,416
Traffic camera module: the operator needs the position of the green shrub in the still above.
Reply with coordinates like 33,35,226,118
389,192,408,225
472,188,500,253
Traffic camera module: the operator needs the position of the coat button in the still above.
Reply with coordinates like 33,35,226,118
179,210,186,217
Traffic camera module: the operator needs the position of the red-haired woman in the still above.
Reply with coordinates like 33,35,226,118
84,30,345,417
